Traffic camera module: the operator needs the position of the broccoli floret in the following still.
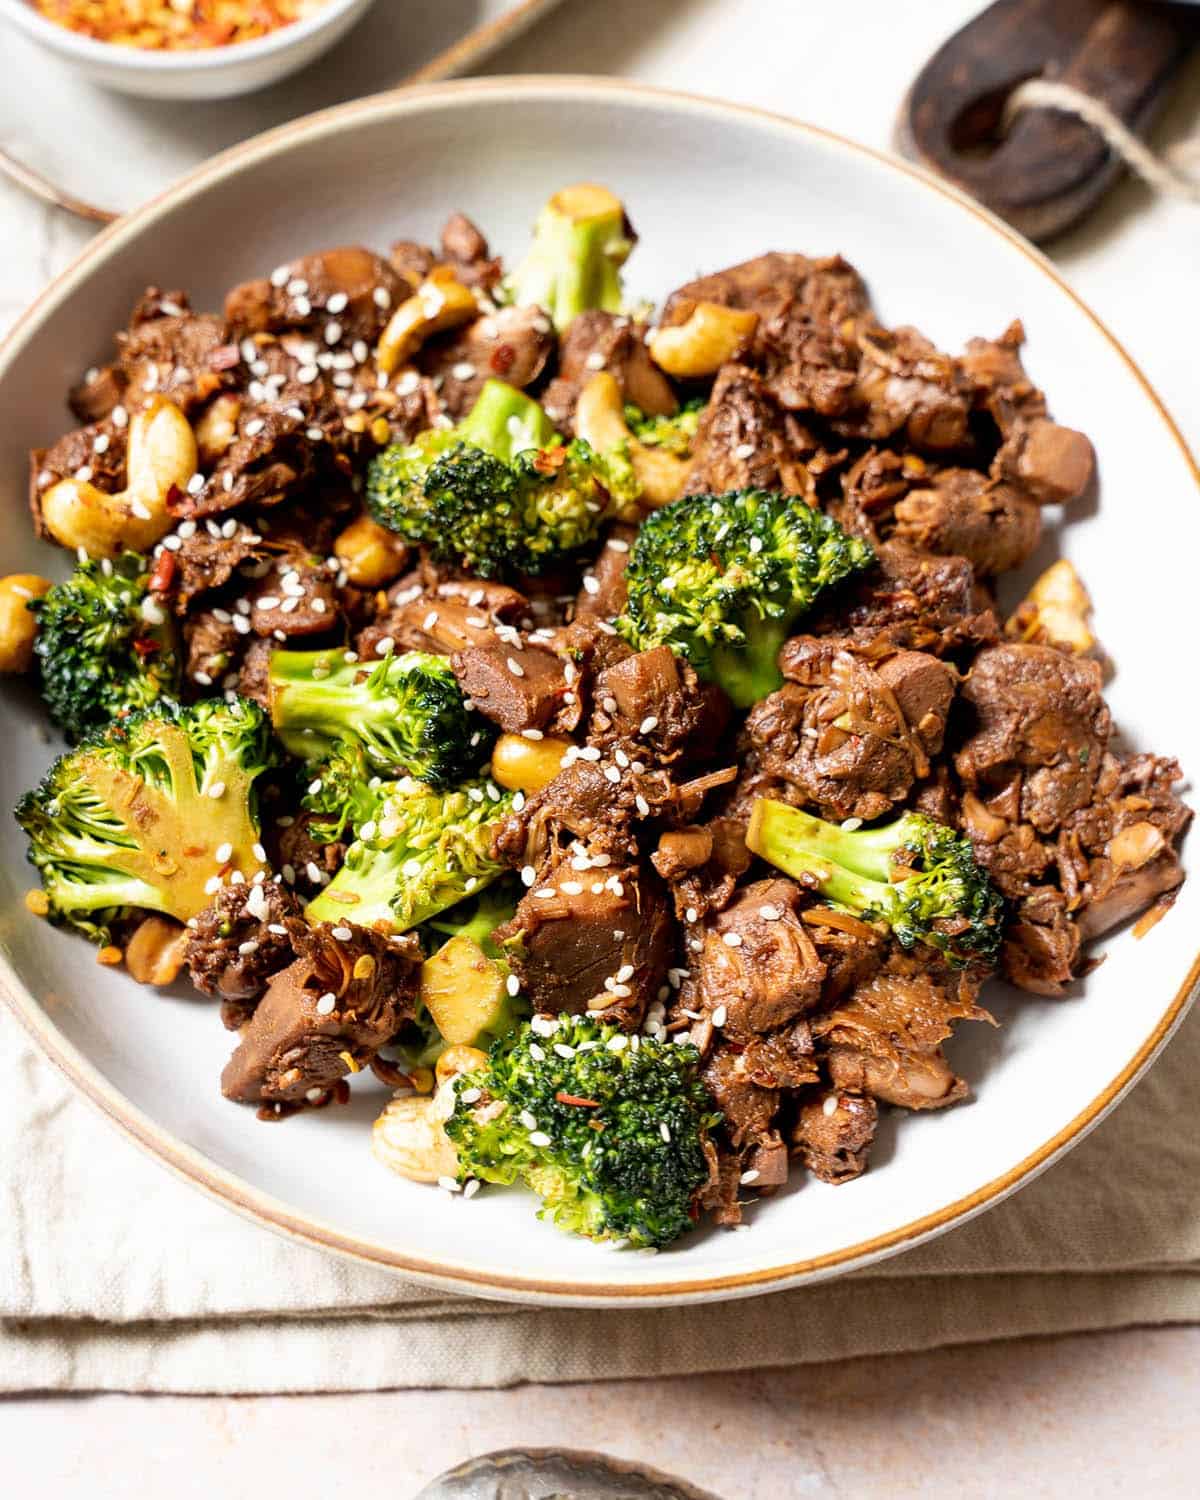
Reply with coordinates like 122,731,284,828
15,697,275,944
445,1014,720,1249
30,552,180,741
746,800,1004,967
269,646,493,788
393,883,527,1067
367,380,633,578
617,489,875,708
503,183,634,331
624,398,705,458
304,773,515,932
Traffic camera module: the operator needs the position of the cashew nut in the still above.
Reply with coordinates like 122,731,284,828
333,513,410,587
1007,559,1094,655
0,573,51,674
371,1046,485,1184
491,731,575,793
124,914,189,987
375,266,478,376
574,372,688,508
41,396,198,558
647,300,758,379
193,393,242,466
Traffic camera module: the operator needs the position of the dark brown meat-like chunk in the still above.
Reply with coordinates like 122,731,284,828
701,1029,819,1191
237,636,274,708
892,468,1041,576
183,407,317,519
183,609,242,686
185,882,304,1024
495,858,672,1030
815,539,998,658
835,323,971,455
248,549,341,639
541,310,677,431
746,636,955,821
663,251,869,350
958,321,1095,505
269,810,346,897
1065,752,1190,940
116,288,233,415
683,363,817,498
172,525,267,612
452,641,569,733
1000,888,1081,997
813,953,992,1111
956,643,1111,833
29,416,128,536
417,304,554,419
574,525,636,621
221,926,420,1106
682,878,826,1040
792,1089,878,1184
652,816,752,924
69,363,128,425
588,645,730,767
224,247,404,345
439,212,503,290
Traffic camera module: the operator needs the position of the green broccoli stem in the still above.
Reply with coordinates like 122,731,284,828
269,648,379,763
458,379,558,462
507,183,632,331
709,611,793,709
747,800,923,882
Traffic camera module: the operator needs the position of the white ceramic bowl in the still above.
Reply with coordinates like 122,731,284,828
1,78,1197,1307
0,0,377,99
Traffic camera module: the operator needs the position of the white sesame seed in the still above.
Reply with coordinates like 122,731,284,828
521,865,537,887
252,843,267,863
306,862,324,884
603,766,621,784
685,907,698,924
324,320,343,345
401,858,422,878
244,417,266,437
529,1130,553,1147
237,940,259,956
206,781,226,799
635,795,650,816
559,880,584,895
374,636,394,656
712,1005,728,1028
528,1043,546,1062
505,973,521,998
296,363,319,384
660,1123,672,1143
204,875,221,895
505,657,526,678
438,1175,462,1194
582,574,600,595
639,715,659,735
823,1094,840,1117
111,404,128,429
758,904,782,922
518,1109,538,1130
734,442,756,460
373,286,392,309
533,888,556,900
331,926,354,941
462,1178,481,1199
584,351,606,370
740,1168,761,1185
451,362,477,381
214,842,233,864
723,931,744,948
325,291,349,314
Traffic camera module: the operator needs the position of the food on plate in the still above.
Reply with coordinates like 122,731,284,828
9,183,1190,1248
28,0,329,50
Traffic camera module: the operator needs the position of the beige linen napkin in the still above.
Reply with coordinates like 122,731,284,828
2,995,1199,1394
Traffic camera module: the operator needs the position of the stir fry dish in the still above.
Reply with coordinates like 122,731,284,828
7,184,1191,1249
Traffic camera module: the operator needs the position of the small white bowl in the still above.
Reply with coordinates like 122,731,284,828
0,0,377,99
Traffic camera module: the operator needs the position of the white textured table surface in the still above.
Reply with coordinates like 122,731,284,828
2,1,1199,1494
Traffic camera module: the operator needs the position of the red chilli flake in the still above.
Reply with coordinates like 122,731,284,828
131,635,161,658
532,445,567,475
555,1091,601,1108
147,551,176,594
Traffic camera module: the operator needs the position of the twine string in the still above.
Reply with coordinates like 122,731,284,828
1005,77,1200,203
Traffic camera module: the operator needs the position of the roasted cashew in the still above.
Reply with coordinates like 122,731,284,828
333,513,410,587
371,1046,485,1184
574,372,687,507
375,266,478,376
41,396,197,558
1007,559,1094,655
490,731,575,793
124,915,189,987
0,574,51,674
647,300,758,379
193,393,242,465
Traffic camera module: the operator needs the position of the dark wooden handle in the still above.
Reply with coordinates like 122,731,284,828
896,0,1199,242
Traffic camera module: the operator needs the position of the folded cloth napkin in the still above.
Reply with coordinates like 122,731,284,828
2,996,1199,1395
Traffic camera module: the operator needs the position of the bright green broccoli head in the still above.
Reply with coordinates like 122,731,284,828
31,552,180,741
269,646,494,788
304,773,515,933
15,696,275,944
747,801,1004,968
624,398,705,458
503,182,634,331
617,489,875,708
366,380,633,578
445,1014,720,1250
